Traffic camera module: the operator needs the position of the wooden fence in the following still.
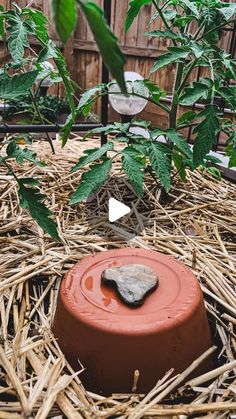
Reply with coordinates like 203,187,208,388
0,0,235,128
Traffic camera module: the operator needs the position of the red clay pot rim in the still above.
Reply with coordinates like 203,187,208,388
60,249,202,336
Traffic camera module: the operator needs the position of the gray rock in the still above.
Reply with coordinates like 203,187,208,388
101,264,158,307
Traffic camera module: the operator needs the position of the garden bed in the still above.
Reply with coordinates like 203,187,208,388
0,138,235,418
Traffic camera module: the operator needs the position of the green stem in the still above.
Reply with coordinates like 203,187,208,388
177,122,198,130
29,91,55,154
193,20,205,39
169,60,185,129
196,18,236,42
151,0,178,46
2,159,18,182
82,90,171,115
177,58,199,94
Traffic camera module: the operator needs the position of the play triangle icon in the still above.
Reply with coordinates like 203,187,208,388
108,198,131,223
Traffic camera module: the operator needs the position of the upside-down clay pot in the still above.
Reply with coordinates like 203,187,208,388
53,249,212,395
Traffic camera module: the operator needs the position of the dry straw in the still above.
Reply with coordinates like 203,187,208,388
0,138,235,418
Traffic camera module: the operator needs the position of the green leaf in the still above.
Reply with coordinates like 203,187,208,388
51,0,77,43
193,105,221,169
226,131,236,168
6,11,32,63
6,141,44,166
79,84,105,116
151,128,192,159
165,129,192,159
177,110,197,126
217,86,236,111
23,8,49,44
180,79,213,106
207,166,221,180
38,41,75,119
0,5,4,39
219,4,236,21
148,143,171,192
180,0,199,18
70,159,112,204
126,0,151,32
145,29,185,43
229,154,236,168
204,154,222,165
142,79,166,103
60,84,105,147
78,1,126,93
17,178,59,240
222,55,236,79
0,71,38,100
151,47,190,73
70,142,114,173
122,147,145,196
173,153,187,181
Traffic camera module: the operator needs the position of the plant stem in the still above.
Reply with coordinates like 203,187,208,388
177,122,198,130
177,58,199,94
169,60,185,129
151,0,178,46
196,18,236,42
2,159,18,182
83,90,171,116
193,20,205,39
29,91,55,154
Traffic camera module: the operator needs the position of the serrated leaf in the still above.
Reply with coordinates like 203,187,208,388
23,8,49,44
148,143,171,192
70,142,114,173
177,110,197,126
219,4,236,20
70,159,112,204
145,29,185,42
165,129,192,159
51,0,77,43
60,84,105,146
173,153,187,181
180,80,213,106
217,86,236,111
0,71,38,100
193,105,221,169
151,128,192,159
204,154,222,165
17,178,59,240
207,166,221,180
151,47,190,73
142,79,166,103
7,13,31,63
38,40,75,129
122,147,145,196
79,84,105,115
125,0,151,32
78,1,126,94
6,141,44,166
180,0,199,18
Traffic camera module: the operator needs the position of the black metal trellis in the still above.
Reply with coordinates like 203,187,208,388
0,2,236,150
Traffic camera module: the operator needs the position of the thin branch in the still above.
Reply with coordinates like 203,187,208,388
29,91,55,154
196,18,236,42
177,58,200,94
151,0,178,46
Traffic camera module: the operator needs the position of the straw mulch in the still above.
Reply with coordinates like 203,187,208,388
0,137,236,419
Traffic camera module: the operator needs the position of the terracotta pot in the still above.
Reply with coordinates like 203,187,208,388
53,249,212,395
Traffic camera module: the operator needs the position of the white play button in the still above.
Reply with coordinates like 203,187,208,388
108,198,131,223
